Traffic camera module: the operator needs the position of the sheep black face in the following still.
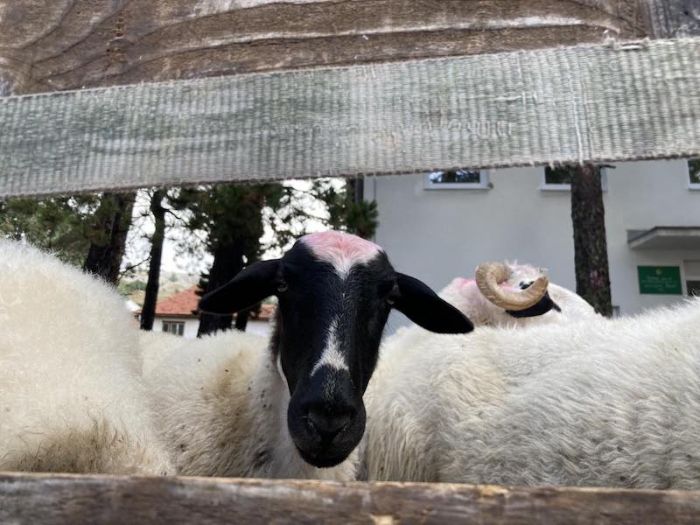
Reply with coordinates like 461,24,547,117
199,231,473,468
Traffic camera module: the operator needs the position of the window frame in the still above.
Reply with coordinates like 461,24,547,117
539,166,608,192
688,158,700,191
423,169,491,191
162,320,185,336
684,260,700,297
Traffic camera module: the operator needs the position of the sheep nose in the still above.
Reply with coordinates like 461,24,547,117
305,406,354,441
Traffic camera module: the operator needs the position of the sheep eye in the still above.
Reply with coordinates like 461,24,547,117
277,281,288,293
377,279,396,298
384,283,400,305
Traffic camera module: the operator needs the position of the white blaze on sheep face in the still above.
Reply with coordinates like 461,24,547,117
310,320,349,377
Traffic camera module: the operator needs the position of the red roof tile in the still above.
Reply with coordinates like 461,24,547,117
147,286,277,321
154,286,201,318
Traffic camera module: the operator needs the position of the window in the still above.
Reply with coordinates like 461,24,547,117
540,166,608,191
544,166,573,185
688,159,700,190
685,261,700,297
424,169,490,190
162,321,185,336
688,281,700,297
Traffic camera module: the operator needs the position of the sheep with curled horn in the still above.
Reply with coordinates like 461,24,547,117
438,261,599,327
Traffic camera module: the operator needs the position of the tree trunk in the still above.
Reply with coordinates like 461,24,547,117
347,178,364,205
197,240,246,337
140,190,167,331
234,306,253,332
570,164,613,317
83,192,135,285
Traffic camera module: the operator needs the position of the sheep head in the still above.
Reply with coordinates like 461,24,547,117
199,231,473,468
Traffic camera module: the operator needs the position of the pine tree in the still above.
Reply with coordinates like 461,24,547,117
139,189,167,330
82,192,135,285
570,164,613,317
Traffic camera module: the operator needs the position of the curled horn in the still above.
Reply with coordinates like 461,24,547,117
475,262,549,311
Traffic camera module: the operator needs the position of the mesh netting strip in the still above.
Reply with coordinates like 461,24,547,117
0,38,698,197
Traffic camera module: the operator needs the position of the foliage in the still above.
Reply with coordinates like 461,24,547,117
118,279,147,295
0,195,100,266
309,179,379,240
172,183,285,263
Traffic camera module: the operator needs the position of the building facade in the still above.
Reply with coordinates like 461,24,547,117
365,159,700,331
139,286,274,339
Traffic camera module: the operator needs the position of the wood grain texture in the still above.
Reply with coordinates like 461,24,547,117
2,473,700,524
0,0,653,94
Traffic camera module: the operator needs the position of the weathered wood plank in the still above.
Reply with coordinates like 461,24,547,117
0,38,697,197
646,0,700,37
0,0,653,93
2,473,700,524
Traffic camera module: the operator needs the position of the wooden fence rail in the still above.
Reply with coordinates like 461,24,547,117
2,473,700,524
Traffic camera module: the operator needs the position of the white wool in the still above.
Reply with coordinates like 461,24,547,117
364,300,700,488
0,240,172,475
142,330,357,480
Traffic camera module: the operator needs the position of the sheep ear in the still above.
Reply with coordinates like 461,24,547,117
393,273,474,334
199,259,280,314
506,292,561,318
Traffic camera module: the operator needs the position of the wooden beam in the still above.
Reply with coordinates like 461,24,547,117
2,473,700,524
646,0,700,37
0,1,653,93
0,38,697,197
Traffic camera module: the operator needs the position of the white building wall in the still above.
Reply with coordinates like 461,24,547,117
156,317,272,339
365,159,700,332
246,319,272,338
604,160,700,312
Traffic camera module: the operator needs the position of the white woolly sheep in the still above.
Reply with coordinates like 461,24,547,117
438,261,598,327
142,230,472,479
363,299,700,488
139,256,595,481
0,240,173,475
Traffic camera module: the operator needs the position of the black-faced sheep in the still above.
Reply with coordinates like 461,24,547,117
142,231,472,479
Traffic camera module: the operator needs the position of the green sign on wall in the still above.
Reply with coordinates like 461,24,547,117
638,266,683,295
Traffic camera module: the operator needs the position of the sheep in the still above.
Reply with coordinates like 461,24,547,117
438,261,598,327
0,240,173,475
139,256,592,481
143,230,472,479
363,298,700,488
